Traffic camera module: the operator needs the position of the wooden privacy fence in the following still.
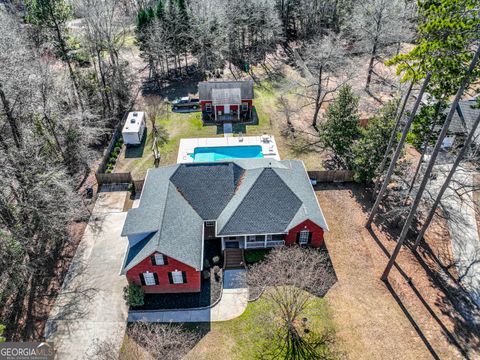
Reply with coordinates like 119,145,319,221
307,170,354,183
96,169,353,193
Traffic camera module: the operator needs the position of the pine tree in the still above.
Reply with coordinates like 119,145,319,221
156,0,165,19
351,101,397,182
387,0,480,98
320,85,360,167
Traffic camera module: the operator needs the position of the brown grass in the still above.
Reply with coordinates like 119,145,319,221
317,183,478,359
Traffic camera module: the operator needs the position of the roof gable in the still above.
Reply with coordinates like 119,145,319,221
198,80,254,101
218,168,303,235
170,162,243,219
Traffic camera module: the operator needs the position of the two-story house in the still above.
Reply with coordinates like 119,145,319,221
198,80,254,124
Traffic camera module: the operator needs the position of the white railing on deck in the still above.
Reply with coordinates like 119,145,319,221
245,240,285,249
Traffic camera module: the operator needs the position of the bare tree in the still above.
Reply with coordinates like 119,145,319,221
246,247,336,359
346,0,413,92
76,0,132,119
303,32,352,128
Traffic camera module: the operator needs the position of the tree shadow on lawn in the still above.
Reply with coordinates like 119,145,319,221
315,182,480,357
142,75,202,100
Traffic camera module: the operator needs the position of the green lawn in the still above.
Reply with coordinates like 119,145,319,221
184,295,337,360
115,76,325,180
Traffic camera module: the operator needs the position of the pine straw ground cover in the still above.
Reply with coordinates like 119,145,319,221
317,183,479,359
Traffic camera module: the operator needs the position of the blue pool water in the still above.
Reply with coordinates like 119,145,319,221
190,145,264,162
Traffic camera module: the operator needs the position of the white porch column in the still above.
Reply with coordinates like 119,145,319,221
264,235,267,248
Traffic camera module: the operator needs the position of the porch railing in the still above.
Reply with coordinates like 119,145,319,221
245,240,285,249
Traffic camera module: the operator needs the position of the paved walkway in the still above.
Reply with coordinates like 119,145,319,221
45,191,129,359
429,165,480,307
128,269,248,322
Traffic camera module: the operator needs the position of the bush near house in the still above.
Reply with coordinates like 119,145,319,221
124,284,144,307
105,136,124,173
244,249,270,264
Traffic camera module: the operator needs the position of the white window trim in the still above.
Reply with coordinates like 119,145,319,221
241,102,249,111
172,270,184,284
299,230,310,245
143,272,156,286
154,253,164,265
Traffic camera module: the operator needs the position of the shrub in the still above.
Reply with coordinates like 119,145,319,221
212,256,220,265
203,259,210,269
0,324,5,342
106,169,112,174
202,270,211,279
123,284,144,307
245,249,270,264
213,265,220,274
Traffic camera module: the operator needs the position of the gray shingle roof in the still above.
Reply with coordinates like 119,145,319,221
218,168,302,235
121,182,204,274
198,80,254,101
170,162,243,220
447,100,480,143
121,158,328,273
212,88,242,105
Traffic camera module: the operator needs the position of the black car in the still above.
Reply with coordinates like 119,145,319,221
172,97,200,111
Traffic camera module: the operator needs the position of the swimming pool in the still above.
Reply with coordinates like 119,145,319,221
190,145,264,162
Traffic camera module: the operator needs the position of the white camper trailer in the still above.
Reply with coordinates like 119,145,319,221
122,112,146,146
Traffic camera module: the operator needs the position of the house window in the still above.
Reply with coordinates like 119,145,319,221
299,230,310,245
154,254,164,265
241,102,249,111
205,103,212,112
247,235,263,242
142,272,157,286
205,221,215,227
170,270,186,284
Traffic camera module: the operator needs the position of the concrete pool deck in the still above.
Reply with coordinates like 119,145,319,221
176,135,280,163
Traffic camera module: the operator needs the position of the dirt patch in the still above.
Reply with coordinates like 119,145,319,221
316,183,479,359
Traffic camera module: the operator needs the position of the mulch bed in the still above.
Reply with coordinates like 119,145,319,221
133,239,224,310
133,269,223,310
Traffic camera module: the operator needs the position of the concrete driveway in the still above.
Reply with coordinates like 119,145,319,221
45,190,129,359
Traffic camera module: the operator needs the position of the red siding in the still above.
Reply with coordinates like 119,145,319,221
201,100,212,111
126,253,201,294
285,220,324,247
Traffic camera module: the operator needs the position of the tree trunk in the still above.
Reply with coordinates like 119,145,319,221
367,74,431,227
49,8,83,110
381,46,480,281
404,102,442,202
373,80,414,194
312,65,323,128
366,37,378,91
0,83,22,149
413,111,480,251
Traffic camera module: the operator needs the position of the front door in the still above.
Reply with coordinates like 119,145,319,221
224,104,230,114
225,241,239,248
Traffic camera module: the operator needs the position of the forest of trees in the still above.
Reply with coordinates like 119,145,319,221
0,0,479,352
